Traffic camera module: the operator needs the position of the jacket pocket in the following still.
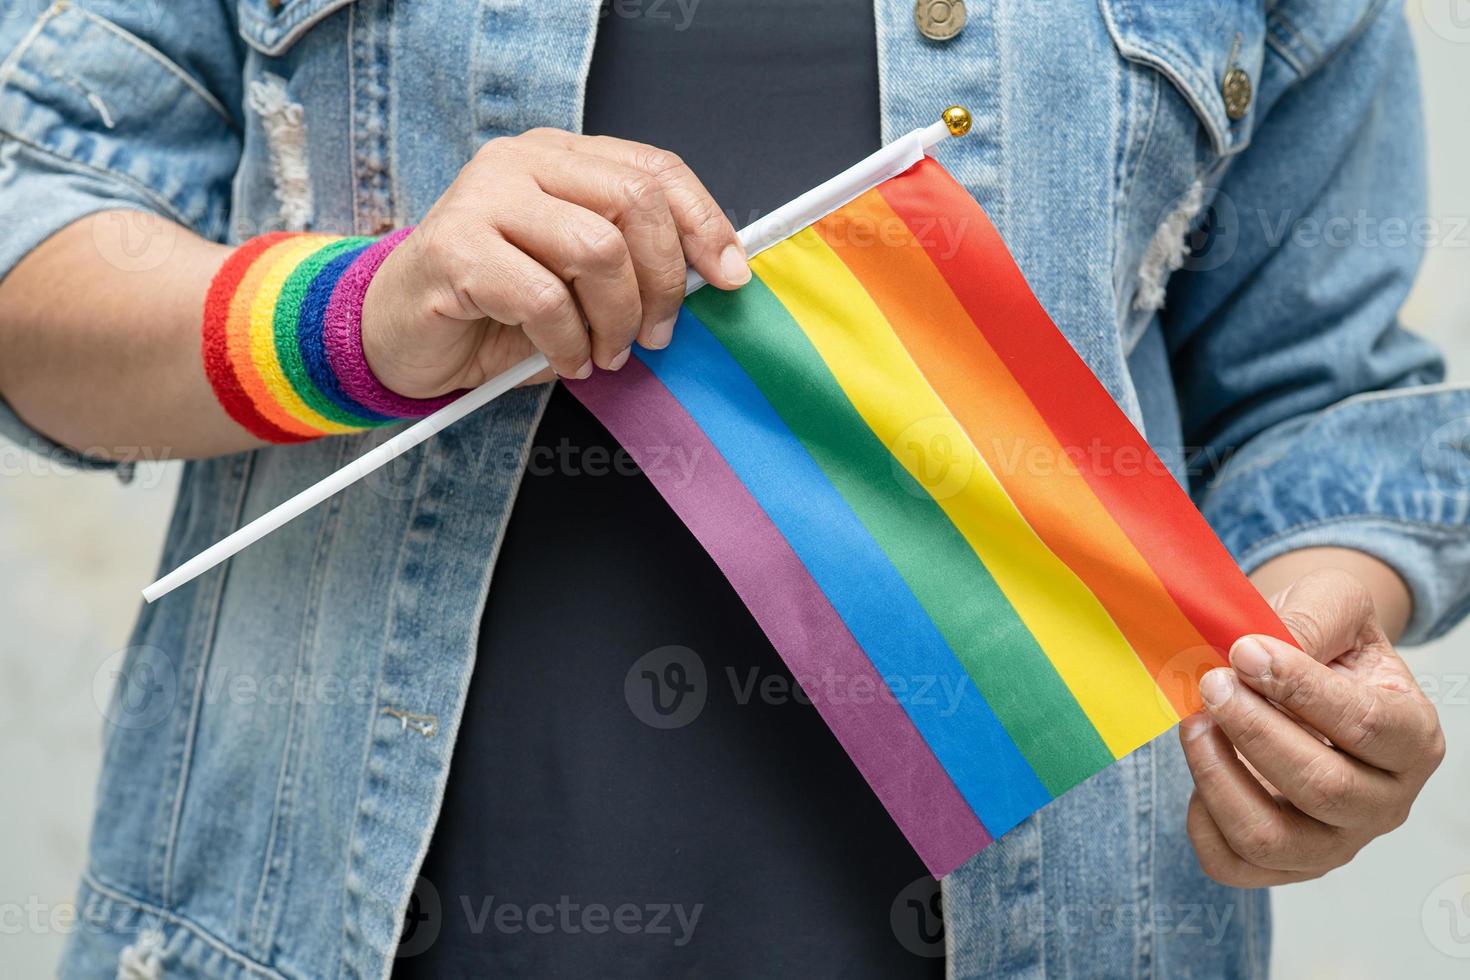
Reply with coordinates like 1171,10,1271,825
0,3,240,236
237,0,360,57
1099,0,1267,158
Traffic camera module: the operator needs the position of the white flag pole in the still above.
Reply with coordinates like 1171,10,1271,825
143,107,973,602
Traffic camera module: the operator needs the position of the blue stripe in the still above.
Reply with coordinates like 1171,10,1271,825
636,308,1050,834
297,244,395,423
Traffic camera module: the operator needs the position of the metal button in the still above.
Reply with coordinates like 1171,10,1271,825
915,0,966,41
1222,66,1252,121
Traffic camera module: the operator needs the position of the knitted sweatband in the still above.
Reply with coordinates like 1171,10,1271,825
201,228,461,442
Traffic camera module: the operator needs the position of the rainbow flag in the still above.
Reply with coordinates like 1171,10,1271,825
569,157,1290,878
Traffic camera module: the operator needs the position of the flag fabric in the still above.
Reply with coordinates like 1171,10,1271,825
567,156,1291,878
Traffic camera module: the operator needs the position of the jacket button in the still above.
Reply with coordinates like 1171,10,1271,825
1222,66,1252,120
915,0,966,41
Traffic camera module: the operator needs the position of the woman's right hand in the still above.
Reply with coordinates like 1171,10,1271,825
361,129,751,398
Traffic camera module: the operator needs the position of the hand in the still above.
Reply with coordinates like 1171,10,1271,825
1180,567,1445,886
361,129,751,397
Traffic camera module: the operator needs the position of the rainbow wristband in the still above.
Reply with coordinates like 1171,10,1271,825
202,227,462,443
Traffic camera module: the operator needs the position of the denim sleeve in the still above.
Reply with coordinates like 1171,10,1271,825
0,1,242,472
1163,6,1470,645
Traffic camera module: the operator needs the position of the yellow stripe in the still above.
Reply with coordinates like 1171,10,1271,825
247,235,361,435
754,230,1178,754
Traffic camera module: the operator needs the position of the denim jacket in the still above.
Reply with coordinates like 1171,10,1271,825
2,1,1466,977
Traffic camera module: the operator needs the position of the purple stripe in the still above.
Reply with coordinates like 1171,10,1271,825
568,359,991,877
324,227,465,418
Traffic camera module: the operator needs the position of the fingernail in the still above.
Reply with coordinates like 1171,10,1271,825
573,358,593,380
646,315,676,349
608,347,631,370
1180,713,1214,742
719,244,751,286
1230,637,1271,679
1199,668,1234,709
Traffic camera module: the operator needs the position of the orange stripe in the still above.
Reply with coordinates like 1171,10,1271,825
226,236,331,438
816,190,1218,717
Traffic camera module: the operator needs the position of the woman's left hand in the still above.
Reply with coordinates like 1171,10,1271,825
1180,567,1445,886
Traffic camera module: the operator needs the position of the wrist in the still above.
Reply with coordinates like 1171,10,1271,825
359,239,461,401
1248,546,1412,643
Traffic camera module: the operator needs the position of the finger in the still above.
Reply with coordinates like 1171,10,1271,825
1179,712,1344,868
498,150,681,342
1185,792,1319,888
462,315,546,389
455,237,590,379
1269,567,1378,664
526,130,750,290
497,196,641,371
1199,667,1400,828
520,150,689,349
1230,633,1443,775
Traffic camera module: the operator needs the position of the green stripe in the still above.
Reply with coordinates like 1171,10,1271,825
687,279,1114,794
273,236,378,427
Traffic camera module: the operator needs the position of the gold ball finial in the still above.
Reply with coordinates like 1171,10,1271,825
942,105,972,137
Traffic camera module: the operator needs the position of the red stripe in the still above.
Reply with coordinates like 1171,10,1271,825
878,159,1291,659
202,233,313,444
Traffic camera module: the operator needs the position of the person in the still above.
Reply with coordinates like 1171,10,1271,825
0,0,1458,976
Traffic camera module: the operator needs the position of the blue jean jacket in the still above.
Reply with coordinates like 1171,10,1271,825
1,1,1465,977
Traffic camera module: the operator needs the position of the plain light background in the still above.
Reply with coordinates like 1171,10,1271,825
1,4,1467,975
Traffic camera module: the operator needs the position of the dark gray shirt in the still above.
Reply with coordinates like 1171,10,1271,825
396,3,942,976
